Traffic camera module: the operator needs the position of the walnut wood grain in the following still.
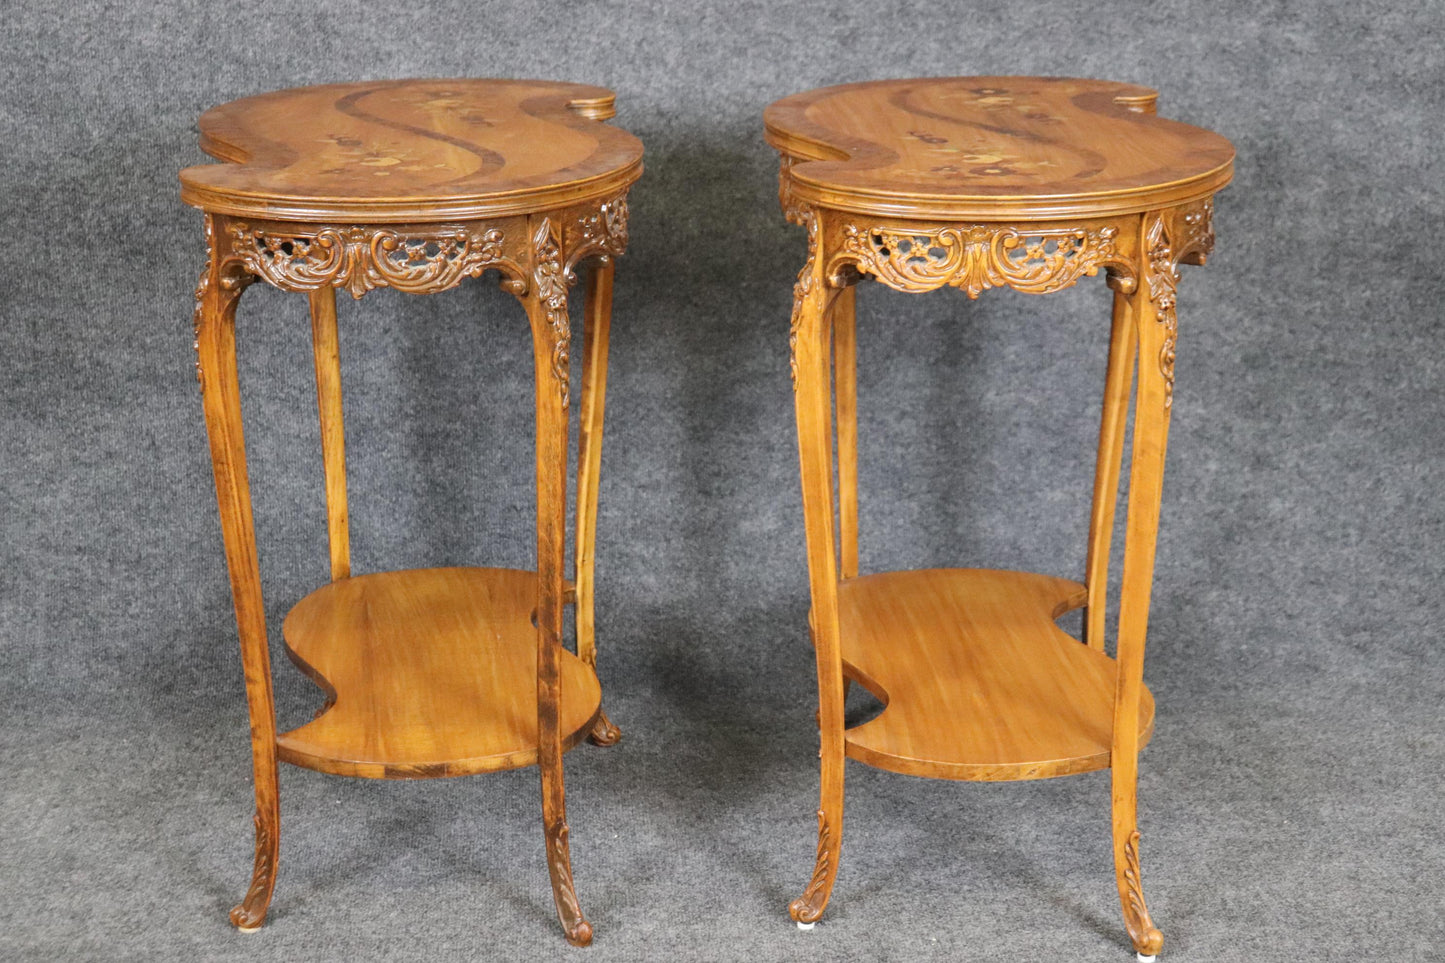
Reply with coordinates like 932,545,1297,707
181,79,643,221
838,569,1154,780
277,567,602,778
765,76,1233,220
773,77,1232,954
186,80,639,946
307,287,350,582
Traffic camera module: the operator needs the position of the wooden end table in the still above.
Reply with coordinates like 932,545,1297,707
766,77,1234,958
181,79,643,946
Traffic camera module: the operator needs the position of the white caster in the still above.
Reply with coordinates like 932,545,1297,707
796,920,816,932
1136,955,1156,962
236,925,262,935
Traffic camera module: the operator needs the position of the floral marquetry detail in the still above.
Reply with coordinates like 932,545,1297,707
227,222,521,299
835,223,1119,297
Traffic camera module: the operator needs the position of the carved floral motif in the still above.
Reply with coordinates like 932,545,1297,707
1144,213,1181,409
564,195,630,279
1173,198,1215,264
227,222,517,299
787,206,820,388
192,214,253,386
532,218,572,407
837,223,1119,297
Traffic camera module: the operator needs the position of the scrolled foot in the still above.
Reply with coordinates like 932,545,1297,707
545,819,593,946
228,811,277,932
564,918,594,948
788,808,836,925
1119,831,1164,958
586,709,621,747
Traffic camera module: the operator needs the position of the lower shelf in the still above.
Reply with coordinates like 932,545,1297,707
839,568,1154,781
277,566,602,779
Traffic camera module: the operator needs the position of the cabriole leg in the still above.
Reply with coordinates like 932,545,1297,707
193,221,279,932
788,213,846,927
1110,214,1179,959
523,217,592,946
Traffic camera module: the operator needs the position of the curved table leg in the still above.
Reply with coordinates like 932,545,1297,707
789,214,846,926
522,216,593,946
193,223,279,932
1085,286,1137,651
576,256,620,747
1110,213,1178,958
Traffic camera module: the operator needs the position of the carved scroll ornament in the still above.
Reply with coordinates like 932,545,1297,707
835,223,1120,297
227,222,522,299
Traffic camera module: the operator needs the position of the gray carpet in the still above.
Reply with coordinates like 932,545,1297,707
2,1,1441,960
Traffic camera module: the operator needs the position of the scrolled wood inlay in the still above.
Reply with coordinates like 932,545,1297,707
227,221,522,299
836,222,1119,297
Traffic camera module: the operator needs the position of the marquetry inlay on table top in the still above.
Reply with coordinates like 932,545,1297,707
180,78,645,221
765,76,1234,218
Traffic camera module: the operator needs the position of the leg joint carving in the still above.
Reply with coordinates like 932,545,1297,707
1142,198,1213,409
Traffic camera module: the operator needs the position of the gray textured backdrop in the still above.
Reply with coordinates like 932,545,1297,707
2,1,1441,961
